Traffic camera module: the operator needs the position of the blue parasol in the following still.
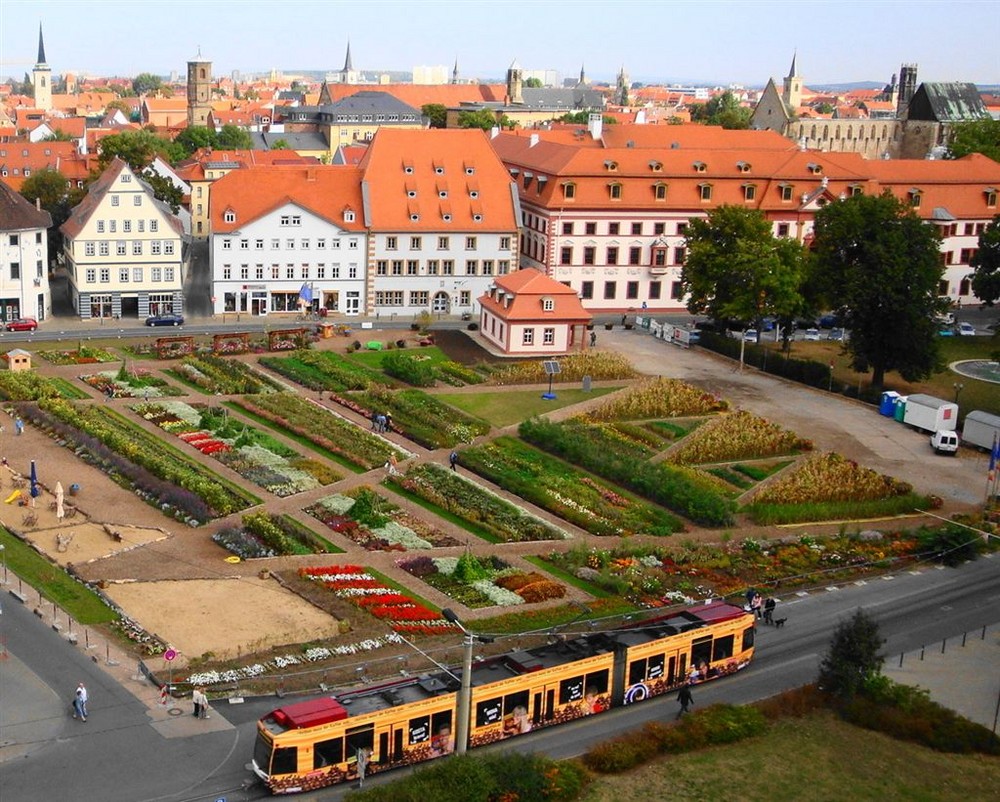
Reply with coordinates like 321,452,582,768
29,459,39,499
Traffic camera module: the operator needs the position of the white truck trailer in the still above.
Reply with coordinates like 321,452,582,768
961,410,1000,451
902,393,958,433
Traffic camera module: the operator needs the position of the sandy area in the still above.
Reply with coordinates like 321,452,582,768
22,522,169,567
103,577,342,661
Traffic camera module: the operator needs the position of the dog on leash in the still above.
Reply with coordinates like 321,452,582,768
773,617,787,628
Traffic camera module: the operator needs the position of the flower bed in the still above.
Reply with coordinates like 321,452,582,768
0,371,88,400
306,487,463,551
171,355,284,394
581,378,728,421
300,565,458,635
744,452,932,524
214,511,336,558
487,352,637,385
460,436,683,537
389,463,569,543
399,552,566,609
80,367,182,398
518,418,736,527
231,393,405,470
38,346,118,365
134,401,341,496
665,410,812,464
260,350,390,393
335,386,490,448
26,399,256,521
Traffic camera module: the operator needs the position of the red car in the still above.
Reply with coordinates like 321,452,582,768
5,317,38,332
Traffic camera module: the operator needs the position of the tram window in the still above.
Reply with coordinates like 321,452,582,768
742,627,755,651
648,654,664,679
345,724,374,757
559,676,584,704
628,659,647,685
476,696,504,727
504,690,529,715
713,635,734,661
431,710,453,736
691,636,713,668
271,746,298,776
585,670,609,695
314,737,344,769
408,715,430,745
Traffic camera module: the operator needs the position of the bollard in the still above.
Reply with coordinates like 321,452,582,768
983,625,987,641
920,645,925,661
941,638,946,654
899,652,904,667
962,631,967,647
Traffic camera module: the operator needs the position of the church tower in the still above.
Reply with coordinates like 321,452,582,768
506,59,523,105
339,42,359,85
615,65,630,106
781,51,802,111
576,64,588,87
187,49,213,127
32,23,53,112
451,57,459,85
897,63,918,117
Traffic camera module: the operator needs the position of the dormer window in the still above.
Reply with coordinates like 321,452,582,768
908,188,922,208
473,214,483,223
434,164,445,175
742,183,757,201
609,182,623,200
807,162,823,175
403,162,414,174
693,161,706,173
604,160,618,171
442,213,452,223
343,209,356,223
438,190,448,199
563,182,576,200
410,214,420,222
464,165,475,175
849,184,863,197
541,297,555,312
698,183,713,201
224,210,236,223
737,161,751,173
653,182,667,201
779,183,793,202
985,187,997,207
407,189,417,198
470,190,479,199
648,160,663,172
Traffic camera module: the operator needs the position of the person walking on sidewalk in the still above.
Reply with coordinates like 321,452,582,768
73,682,88,721
449,450,459,471
675,682,693,720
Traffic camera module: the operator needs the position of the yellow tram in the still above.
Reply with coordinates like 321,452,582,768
252,602,755,794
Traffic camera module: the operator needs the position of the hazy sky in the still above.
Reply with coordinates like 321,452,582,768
2,0,998,86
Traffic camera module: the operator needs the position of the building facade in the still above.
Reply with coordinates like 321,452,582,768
61,159,186,319
187,53,213,127
0,180,52,323
32,24,53,113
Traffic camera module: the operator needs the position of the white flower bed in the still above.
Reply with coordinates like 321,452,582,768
471,580,524,606
315,494,357,515
371,521,431,550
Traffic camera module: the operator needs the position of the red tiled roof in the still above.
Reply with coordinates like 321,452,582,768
0,140,89,190
479,268,590,322
321,82,506,107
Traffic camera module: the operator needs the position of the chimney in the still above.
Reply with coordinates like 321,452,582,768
529,133,539,148
36,197,42,211
588,112,603,140
307,167,316,182
490,126,500,139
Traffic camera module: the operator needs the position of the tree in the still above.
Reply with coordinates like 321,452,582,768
422,103,447,129
457,109,500,130
524,77,543,89
217,124,252,150
105,99,132,116
689,91,751,129
97,129,183,171
132,72,164,96
142,171,183,215
969,215,1000,306
270,138,290,150
19,168,85,264
173,126,218,157
814,101,835,114
680,206,810,335
947,118,1000,163
818,609,884,699
42,129,75,142
812,192,944,391
557,111,617,125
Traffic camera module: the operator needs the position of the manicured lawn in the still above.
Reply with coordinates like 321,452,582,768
346,345,451,369
0,528,116,625
578,711,1000,802
436,387,619,427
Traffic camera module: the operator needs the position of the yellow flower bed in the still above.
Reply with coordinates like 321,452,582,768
666,410,811,464
751,452,912,505
581,378,727,421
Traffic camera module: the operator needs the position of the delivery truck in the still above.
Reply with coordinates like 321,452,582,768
961,410,1000,451
902,393,958,433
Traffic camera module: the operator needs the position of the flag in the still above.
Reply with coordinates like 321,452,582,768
989,433,999,483
298,283,313,304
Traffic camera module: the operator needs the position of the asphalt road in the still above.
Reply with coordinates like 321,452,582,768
3,553,996,802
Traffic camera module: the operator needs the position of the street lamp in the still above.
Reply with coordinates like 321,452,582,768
953,382,964,405
0,543,6,584
442,608,493,755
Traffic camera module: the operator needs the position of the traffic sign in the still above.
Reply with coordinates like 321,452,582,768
164,648,177,661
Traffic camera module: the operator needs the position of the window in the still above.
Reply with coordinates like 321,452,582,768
609,183,622,200
119,268,130,283
85,242,96,256
699,183,713,201
385,236,397,250
654,222,666,235
649,281,661,299
280,215,301,227
581,280,594,299
583,246,596,265
442,260,454,275
410,236,422,250
405,259,418,275
133,267,143,282
562,182,576,199
960,248,977,264
465,236,477,250
909,189,922,208
222,239,232,251
677,222,688,235
164,242,174,255
522,328,535,346
562,222,573,235
117,241,127,256
986,189,998,207
777,223,790,237
256,239,264,250
152,267,163,282
222,266,231,280
97,221,105,234
543,328,555,345
272,238,280,249
427,260,439,275
138,220,144,232
608,222,620,235
123,220,132,233
500,236,511,250
743,184,757,201
132,241,142,255
671,281,684,300
653,248,667,266
629,246,642,266
343,210,355,223
121,172,132,183
585,222,597,235
286,265,295,279
316,239,325,250
391,260,403,276
653,183,667,200
626,281,639,299
560,246,573,265
86,268,96,283
349,264,358,279
10,262,20,279
674,246,686,264
374,291,404,306
606,246,618,265
111,195,120,207
99,242,110,256
604,281,617,300
438,236,450,250
459,290,470,306
150,220,158,233
629,222,641,236
151,241,161,255
409,290,429,306
100,268,110,283
316,265,325,279
542,297,555,312
287,239,295,250
224,210,236,223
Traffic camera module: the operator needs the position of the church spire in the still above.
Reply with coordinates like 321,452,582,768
452,57,459,84
37,22,47,65
343,41,353,72
788,50,798,78
579,63,586,84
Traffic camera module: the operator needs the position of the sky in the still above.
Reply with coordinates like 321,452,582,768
2,0,998,87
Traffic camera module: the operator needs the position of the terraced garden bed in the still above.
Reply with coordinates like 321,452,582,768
170,355,284,395
260,350,390,393
0,371,88,400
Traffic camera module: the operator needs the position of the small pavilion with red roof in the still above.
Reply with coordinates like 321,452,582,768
478,269,591,356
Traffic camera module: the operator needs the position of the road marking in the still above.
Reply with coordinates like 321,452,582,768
795,591,809,597
940,605,952,610
935,565,947,570
882,575,895,580
854,580,867,586
909,571,922,576
825,586,839,592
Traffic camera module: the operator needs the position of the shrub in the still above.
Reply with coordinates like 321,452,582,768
818,609,885,700
582,732,659,773
754,684,828,720
917,523,982,566
382,351,436,387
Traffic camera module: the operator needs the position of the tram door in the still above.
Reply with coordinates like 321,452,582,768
378,724,406,765
532,682,559,727
665,651,687,685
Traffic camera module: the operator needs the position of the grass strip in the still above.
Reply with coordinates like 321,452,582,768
744,493,932,525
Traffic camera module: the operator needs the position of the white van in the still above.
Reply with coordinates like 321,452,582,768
930,430,959,455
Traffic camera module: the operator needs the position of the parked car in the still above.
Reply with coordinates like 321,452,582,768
930,430,960,455
760,317,776,332
935,312,956,326
743,329,759,344
957,322,977,336
145,312,185,327
819,314,839,328
803,328,821,341
5,317,38,331
827,328,846,341
938,325,955,337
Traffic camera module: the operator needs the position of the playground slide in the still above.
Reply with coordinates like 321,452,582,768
5,490,21,504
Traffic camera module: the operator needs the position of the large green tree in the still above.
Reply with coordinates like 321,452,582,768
818,609,884,700
216,124,252,150
680,205,810,335
812,192,944,391
97,129,183,171
947,118,1000,163
422,103,447,129
173,125,217,156
969,214,1000,306
132,72,165,96
689,91,752,129
19,168,85,263
457,109,513,131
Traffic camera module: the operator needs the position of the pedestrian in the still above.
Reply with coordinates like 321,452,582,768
449,450,459,471
676,683,693,719
192,687,204,718
376,413,387,433
196,688,211,719
621,314,627,327
143,386,150,401
751,592,762,619
384,412,393,432
14,417,24,436
356,746,370,789
589,330,597,347
763,597,776,625
370,411,378,430
385,454,399,477
73,682,88,721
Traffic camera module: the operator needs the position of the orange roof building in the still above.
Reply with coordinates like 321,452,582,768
478,268,590,355
0,140,90,191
